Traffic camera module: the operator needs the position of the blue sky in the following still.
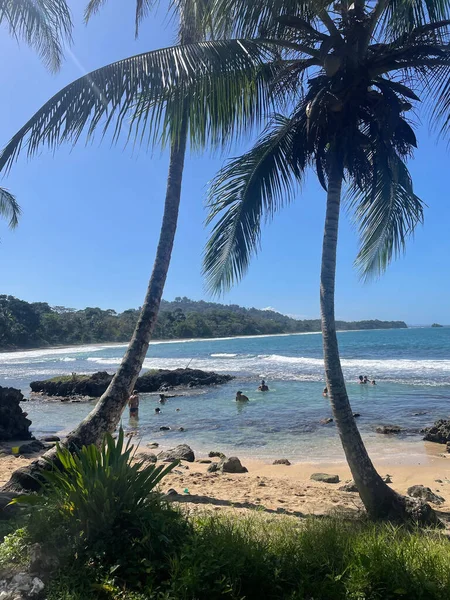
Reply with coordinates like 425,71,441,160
0,2,448,325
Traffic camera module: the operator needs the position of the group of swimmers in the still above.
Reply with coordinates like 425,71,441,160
323,376,377,396
128,390,183,417
235,380,269,402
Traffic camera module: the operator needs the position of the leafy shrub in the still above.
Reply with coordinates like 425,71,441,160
0,528,30,570
14,430,188,583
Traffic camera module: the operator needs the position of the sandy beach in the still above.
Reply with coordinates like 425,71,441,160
2,442,450,525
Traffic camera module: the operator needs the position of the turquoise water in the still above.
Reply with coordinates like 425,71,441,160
1,328,449,462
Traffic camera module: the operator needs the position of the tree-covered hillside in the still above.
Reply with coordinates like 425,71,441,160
0,295,407,350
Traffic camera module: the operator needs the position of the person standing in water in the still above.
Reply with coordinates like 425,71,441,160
258,379,269,392
128,390,140,418
236,391,249,402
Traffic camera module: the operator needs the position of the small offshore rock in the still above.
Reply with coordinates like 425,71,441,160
159,426,171,431
221,456,248,474
310,473,340,484
339,481,358,492
376,425,402,435
320,418,333,425
273,459,291,466
18,440,45,455
353,413,361,418
158,444,195,462
39,435,60,443
407,484,445,505
209,451,226,459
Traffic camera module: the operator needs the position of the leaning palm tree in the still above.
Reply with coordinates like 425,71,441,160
0,0,447,521
0,0,72,229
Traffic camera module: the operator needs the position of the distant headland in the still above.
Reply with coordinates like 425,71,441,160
0,294,407,351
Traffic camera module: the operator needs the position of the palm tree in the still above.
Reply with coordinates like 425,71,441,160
0,0,72,229
0,1,446,521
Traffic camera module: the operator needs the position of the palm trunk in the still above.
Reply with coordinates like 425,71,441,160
2,123,188,494
320,156,401,518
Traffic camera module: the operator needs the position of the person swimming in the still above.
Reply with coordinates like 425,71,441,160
258,379,269,392
159,393,167,404
371,380,376,385
363,375,369,384
323,386,328,397
155,407,161,414
359,375,366,384
128,390,139,417
236,391,249,402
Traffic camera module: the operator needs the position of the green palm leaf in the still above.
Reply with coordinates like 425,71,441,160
0,0,72,71
0,187,20,229
349,154,424,280
0,38,277,173
204,113,307,294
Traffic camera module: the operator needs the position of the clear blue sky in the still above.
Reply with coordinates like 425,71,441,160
0,2,448,324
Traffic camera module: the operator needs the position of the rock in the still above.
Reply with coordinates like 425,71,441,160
376,425,402,434
207,462,219,473
353,413,361,418
147,442,159,449
29,543,59,574
273,459,291,466
159,426,171,431
0,387,32,442
136,452,157,465
339,481,358,492
0,573,44,598
30,369,234,398
158,444,195,463
423,419,450,444
447,442,450,453
164,488,178,497
382,474,392,483
0,492,20,520
196,459,212,464
407,485,445,505
413,411,427,416
220,457,248,473
39,435,60,443
208,451,226,458
18,441,45,456
320,418,333,425
310,473,340,484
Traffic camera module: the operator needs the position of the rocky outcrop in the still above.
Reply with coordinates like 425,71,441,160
376,425,402,434
30,368,234,397
273,459,291,465
207,456,248,473
0,574,44,599
339,481,358,492
158,444,195,463
423,419,450,444
310,473,340,484
0,387,32,442
407,485,445,505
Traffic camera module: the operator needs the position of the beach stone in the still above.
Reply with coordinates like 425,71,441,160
383,474,392,483
197,459,212,464
423,419,450,444
339,481,358,492
376,425,402,434
273,459,291,466
18,441,45,455
207,462,219,473
208,451,226,459
136,452,157,465
320,418,333,425
407,485,445,505
158,444,195,463
310,473,340,484
147,442,159,449
0,387,32,442
164,488,178,497
221,457,248,473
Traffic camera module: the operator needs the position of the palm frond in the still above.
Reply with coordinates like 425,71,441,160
0,187,21,228
349,154,424,280
204,113,307,295
0,39,277,173
380,0,450,39
84,0,157,38
0,0,72,71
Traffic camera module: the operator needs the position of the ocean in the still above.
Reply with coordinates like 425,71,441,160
1,327,449,463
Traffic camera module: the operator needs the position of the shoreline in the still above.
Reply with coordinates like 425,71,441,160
0,326,410,356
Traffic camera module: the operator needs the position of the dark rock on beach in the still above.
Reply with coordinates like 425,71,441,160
158,444,195,463
376,425,402,434
310,473,340,484
30,368,234,398
339,481,358,492
423,419,450,444
208,451,226,459
0,386,32,442
18,440,45,455
407,485,445,505
273,459,291,466
221,457,248,473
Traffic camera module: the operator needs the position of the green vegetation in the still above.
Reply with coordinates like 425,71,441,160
0,294,407,350
432,323,444,328
1,434,449,600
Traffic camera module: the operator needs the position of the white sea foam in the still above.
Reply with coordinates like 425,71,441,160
211,353,238,358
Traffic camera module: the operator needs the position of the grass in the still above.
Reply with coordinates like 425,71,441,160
24,514,450,600
47,374,91,383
